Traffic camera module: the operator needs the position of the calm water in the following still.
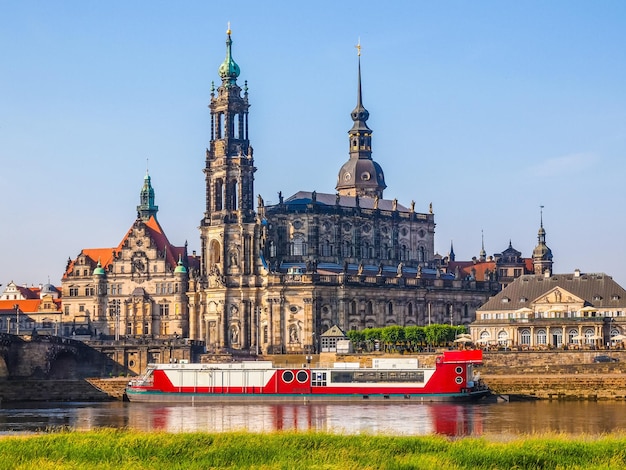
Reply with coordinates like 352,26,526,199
1,401,626,437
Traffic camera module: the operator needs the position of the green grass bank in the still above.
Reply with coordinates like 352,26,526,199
1,429,626,470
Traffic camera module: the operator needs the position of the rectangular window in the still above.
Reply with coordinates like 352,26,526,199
159,304,169,317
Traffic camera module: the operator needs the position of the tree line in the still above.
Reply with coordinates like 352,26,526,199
345,324,468,353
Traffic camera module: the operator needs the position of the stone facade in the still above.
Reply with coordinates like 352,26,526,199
471,270,626,348
60,173,197,340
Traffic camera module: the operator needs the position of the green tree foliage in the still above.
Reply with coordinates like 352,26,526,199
347,324,466,353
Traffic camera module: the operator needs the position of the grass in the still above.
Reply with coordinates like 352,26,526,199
0,430,625,469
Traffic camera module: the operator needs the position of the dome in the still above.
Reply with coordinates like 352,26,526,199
336,158,386,196
218,33,240,84
533,243,553,261
174,257,187,274
93,260,106,276
40,283,59,299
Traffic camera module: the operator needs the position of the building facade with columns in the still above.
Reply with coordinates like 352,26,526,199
471,269,626,348
185,29,509,354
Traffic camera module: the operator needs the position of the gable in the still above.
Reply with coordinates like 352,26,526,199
533,287,583,306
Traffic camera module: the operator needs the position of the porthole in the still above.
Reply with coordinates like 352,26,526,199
455,376,463,384
455,366,463,374
361,172,371,181
282,370,294,383
129,360,136,367
296,370,308,383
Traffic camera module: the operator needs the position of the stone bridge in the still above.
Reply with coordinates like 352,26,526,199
0,333,204,379
0,333,114,379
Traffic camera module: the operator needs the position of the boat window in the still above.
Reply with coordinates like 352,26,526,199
296,370,308,383
331,370,424,383
312,371,327,387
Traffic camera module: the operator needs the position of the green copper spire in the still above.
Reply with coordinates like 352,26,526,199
137,169,158,221
218,23,240,88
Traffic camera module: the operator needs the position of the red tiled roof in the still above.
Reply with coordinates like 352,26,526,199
0,299,45,314
63,216,186,278
447,261,496,281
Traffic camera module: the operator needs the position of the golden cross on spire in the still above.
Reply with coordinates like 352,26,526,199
227,21,231,35
355,37,361,56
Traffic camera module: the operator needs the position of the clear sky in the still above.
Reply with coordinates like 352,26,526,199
1,1,625,288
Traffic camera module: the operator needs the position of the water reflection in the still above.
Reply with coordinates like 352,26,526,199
1,401,626,437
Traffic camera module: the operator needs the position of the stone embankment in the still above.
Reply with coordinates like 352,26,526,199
480,350,626,400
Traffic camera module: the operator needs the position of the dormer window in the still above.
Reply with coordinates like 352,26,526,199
593,295,602,301
502,297,510,303
520,297,528,303
612,295,620,301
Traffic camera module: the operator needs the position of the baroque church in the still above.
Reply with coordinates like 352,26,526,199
186,29,509,354
58,29,555,354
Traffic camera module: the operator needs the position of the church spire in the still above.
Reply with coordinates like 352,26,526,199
137,169,158,221
336,39,386,198
533,205,553,275
218,22,240,88
479,230,486,262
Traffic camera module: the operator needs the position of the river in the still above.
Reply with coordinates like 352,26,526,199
1,401,625,437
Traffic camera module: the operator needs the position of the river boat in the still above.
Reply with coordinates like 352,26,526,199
126,349,489,403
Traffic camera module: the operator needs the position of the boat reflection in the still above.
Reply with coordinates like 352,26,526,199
4,401,626,436
132,403,483,436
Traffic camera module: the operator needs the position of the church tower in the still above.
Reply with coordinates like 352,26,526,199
533,206,553,276
336,42,386,198
200,25,257,279
194,26,260,351
137,170,158,221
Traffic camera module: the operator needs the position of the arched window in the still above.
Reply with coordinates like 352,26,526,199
320,240,331,257
232,113,239,138
366,301,373,316
214,179,223,211
584,328,595,345
553,329,563,347
228,180,238,210
387,302,393,316
418,246,425,263
291,235,306,256
342,241,352,258
350,300,357,315
520,328,531,345
209,239,221,267
568,328,578,344
408,303,413,316
497,330,509,346
536,329,547,345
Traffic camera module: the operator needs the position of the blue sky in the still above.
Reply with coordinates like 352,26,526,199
1,1,625,287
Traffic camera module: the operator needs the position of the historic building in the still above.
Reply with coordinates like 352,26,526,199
444,212,552,289
186,29,504,354
0,281,62,335
60,172,197,339
471,269,626,349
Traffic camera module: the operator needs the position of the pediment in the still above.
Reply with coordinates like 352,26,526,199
532,287,583,305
